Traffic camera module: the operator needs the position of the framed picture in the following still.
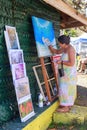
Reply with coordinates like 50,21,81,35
5,25,16,32
18,96,35,122
4,26,20,50
32,16,57,57
9,49,24,65
11,63,26,80
14,77,30,101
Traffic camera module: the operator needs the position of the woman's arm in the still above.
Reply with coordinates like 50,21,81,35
42,37,63,54
56,47,75,66
49,45,64,54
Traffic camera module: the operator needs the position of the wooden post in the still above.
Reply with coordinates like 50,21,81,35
50,56,59,92
51,61,59,92
40,57,52,101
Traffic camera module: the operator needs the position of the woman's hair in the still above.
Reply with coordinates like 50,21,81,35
58,35,70,45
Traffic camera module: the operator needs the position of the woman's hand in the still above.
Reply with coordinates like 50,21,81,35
42,37,63,54
53,60,61,64
42,37,51,46
57,60,61,64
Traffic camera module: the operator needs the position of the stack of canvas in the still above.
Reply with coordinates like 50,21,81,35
4,26,35,122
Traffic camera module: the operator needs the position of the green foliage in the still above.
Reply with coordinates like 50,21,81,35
47,122,87,130
64,0,87,15
48,122,55,129
63,29,79,37
0,103,14,124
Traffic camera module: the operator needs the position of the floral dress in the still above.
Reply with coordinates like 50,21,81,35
58,52,77,106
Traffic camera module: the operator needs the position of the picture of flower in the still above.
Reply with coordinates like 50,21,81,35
18,98,35,122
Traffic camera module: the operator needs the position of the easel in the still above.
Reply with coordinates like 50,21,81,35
40,57,58,102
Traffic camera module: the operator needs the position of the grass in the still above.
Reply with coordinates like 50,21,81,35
47,122,87,130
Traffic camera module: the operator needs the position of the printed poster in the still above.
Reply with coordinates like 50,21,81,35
14,77,30,101
32,16,57,57
18,96,35,122
9,49,24,65
4,26,20,50
11,63,26,80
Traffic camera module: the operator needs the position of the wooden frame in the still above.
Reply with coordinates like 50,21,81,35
33,57,58,102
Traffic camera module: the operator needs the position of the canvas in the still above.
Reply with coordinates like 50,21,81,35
32,16,57,57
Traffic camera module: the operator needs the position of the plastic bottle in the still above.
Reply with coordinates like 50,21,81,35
38,93,43,107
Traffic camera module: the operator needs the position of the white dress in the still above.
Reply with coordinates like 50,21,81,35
58,52,77,106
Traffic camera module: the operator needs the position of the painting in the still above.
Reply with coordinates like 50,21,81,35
14,77,30,101
9,49,24,65
18,96,35,122
32,16,57,57
11,63,26,80
4,25,20,50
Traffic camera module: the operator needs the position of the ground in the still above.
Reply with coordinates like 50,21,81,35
47,73,87,130
76,72,87,106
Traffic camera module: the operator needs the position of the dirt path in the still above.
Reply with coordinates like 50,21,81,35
77,73,87,88
75,73,87,106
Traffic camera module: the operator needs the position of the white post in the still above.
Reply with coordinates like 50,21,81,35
85,7,87,17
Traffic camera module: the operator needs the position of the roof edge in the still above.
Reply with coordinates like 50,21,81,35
43,0,87,26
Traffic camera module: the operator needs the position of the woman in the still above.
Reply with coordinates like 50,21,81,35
42,35,77,112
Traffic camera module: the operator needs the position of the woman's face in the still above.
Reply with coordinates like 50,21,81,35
59,42,66,48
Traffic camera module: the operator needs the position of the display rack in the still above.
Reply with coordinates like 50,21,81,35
4,25,35,122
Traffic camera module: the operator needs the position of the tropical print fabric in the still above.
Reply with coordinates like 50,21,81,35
58,53,77,106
